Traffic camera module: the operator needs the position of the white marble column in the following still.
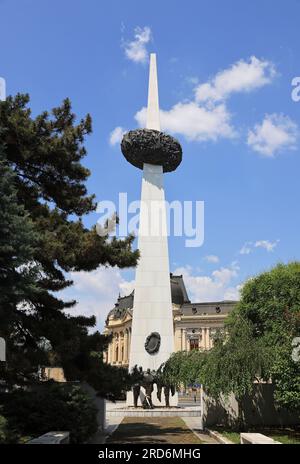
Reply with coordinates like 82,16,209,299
128,163,175,373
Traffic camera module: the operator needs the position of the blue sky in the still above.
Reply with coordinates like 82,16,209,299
1,0,300,328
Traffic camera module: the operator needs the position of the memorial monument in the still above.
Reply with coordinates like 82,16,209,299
121,54,182,406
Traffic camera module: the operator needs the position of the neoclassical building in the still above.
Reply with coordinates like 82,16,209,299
103,274,237,367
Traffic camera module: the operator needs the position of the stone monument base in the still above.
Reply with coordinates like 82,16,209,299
108,405,201,418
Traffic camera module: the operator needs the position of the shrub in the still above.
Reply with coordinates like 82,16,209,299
0,382,97,443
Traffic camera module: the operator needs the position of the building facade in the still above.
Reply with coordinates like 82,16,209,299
103,274,237,368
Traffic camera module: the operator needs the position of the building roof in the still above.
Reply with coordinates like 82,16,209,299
106,274,189,322
170,273,190,305
106,292,134,322
180,300,236,316
105,274,237,323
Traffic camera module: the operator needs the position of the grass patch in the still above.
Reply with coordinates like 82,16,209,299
216,429,240,444
214,426,300,444
265,428,300,444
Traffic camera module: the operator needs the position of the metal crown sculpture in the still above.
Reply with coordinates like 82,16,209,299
121,128,182,173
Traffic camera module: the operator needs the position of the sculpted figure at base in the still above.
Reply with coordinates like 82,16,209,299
131,365,144,408
156,363,176,408
141,369,155,409
156,383,176,408
130,365,176,408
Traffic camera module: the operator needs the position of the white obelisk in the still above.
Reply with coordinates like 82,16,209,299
127,54,177,406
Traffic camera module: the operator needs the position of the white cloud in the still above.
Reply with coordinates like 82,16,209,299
247,114,298,156
239,242,253,255
212,266,238,286
123,26,152,64
116,55,285,151
195,56,276,104
240,239,279,254
109,126,126,146
60,267,133,331
204,255,220,263
186,76,199,85
119,278,134,296
173,263,240,302
254,239,279,252
224,285,242,301
135,102,235,142
61,259,243,331
133,56,276,143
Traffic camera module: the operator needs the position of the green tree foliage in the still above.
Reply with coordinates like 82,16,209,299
203,263,300,411
162,263,300,413
233,262,300,410
160,350,207,389
0,144,47,382
0,94,138,387
88,358,133,400
202,316,267,399
0,383,98,443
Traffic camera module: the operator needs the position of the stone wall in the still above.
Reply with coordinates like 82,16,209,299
203,384,300,428
80,382,106,432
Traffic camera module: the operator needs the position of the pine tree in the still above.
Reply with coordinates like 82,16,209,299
0,141,46,382
0,95,138,387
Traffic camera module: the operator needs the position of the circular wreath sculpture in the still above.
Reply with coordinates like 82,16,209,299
121,129,182,173
144,332,161,354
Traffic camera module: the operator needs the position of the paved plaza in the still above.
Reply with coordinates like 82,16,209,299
106,416,218,444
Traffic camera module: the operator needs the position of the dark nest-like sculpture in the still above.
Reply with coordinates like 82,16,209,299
121,128,182,173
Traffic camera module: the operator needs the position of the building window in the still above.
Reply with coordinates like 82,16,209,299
216,306,221,313
190,339,199,350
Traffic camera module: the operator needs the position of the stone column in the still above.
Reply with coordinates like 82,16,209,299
202,328,205,350
128,328,131,366
110,334,114,363
206,328,210,349
121,334,125,364
187,336,191,352
174,327,181,352
128,163,174,375
111,338,114,363
182,329,187,351
107,337,112,364
124,330,128,363
117,333,122,364
114,334,118,364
